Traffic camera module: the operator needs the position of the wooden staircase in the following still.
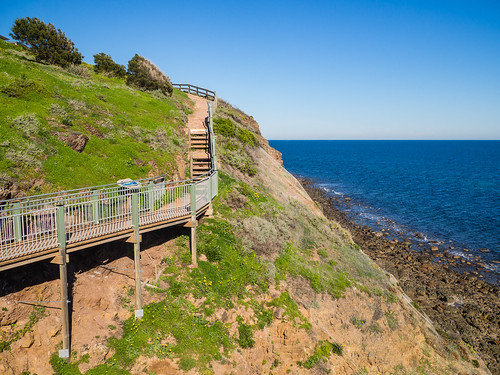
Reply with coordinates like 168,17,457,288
190,129,212,178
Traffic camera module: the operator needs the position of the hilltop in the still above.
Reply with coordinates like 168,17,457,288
0,40,490,374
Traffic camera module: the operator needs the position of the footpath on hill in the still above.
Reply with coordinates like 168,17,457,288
186,94,209,131
0,98,211,374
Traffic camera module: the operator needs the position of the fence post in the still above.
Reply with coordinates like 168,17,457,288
131,191,143,318
13,201,22,242
92,190,100,224
56,203,70,359
148,181,155,212
208,174,212,201
190,183,197,266
214,170,218,197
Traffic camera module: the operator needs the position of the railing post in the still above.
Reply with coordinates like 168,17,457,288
56,203,70,359
208,174,212,201
13,201,22,242
148,181,154,212
214,170,218,197
208,102,217,172
190,183,197,266
92,190,100,224
131,191,143,318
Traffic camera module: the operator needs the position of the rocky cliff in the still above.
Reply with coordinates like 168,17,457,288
0,43,490,374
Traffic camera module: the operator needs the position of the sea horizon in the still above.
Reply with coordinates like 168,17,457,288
270,140,500,284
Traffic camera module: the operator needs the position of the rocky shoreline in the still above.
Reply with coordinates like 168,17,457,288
299,178,500,373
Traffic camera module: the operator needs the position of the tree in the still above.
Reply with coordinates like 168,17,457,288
93,53,126,78
126,54,173,96
10,17,82,67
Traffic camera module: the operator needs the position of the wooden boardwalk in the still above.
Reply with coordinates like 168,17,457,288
0,85,218,358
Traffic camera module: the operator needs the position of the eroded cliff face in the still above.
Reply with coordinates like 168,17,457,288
0,99,489,375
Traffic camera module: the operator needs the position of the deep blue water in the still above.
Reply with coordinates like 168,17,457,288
270,140,500,282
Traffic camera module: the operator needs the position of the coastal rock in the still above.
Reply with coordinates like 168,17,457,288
299,178,500,374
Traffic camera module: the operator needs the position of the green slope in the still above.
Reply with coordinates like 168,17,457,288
0,39,191,196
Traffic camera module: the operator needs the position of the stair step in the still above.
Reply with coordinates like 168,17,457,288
192,151,210,157
190,140,209,145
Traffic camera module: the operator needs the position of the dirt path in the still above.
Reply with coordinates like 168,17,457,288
186,94,208,131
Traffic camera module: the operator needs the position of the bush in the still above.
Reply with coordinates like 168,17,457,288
93,52,126,78
10,17,82,67
237,128,257,146
237,321,255,348
5,142,43,168
65,64,91,77
1,78,46,97
214,118,236,137
126,54,173,96
11,113,41,137
214,118,257,147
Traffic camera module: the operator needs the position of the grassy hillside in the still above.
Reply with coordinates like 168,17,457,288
0,39,191,197
0,40,488,375
48,103,485,374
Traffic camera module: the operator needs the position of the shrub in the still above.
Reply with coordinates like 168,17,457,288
48,103,66,117
65,63,91,77
237,128,257,146
237,320,255,348
93,52,126,78
10,17,82,67
126,54,173,96
350,317,366,328
1,78,46,97
214,118,236,137
5,142,43,168
11,113,41,137
299,340,342,369
214,118,257,147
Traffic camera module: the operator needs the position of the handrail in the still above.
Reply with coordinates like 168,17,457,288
0,88,218,270
172,83,216,101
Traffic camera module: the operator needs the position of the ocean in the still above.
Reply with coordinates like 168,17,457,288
269,140,500,284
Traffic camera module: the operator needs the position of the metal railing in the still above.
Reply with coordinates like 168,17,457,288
0,101,218,268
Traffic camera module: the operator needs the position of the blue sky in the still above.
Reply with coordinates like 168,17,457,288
1,0,499,139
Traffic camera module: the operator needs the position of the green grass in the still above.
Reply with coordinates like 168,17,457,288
297,340,343,369
236,316,255,348
0,44,191,193
350,316,367,329
385,310,399,331
275,243,352,298
0,306,46,353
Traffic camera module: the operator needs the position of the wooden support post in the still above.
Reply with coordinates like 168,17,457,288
56,203,70,359
131,192,143,318
190,183,197,266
